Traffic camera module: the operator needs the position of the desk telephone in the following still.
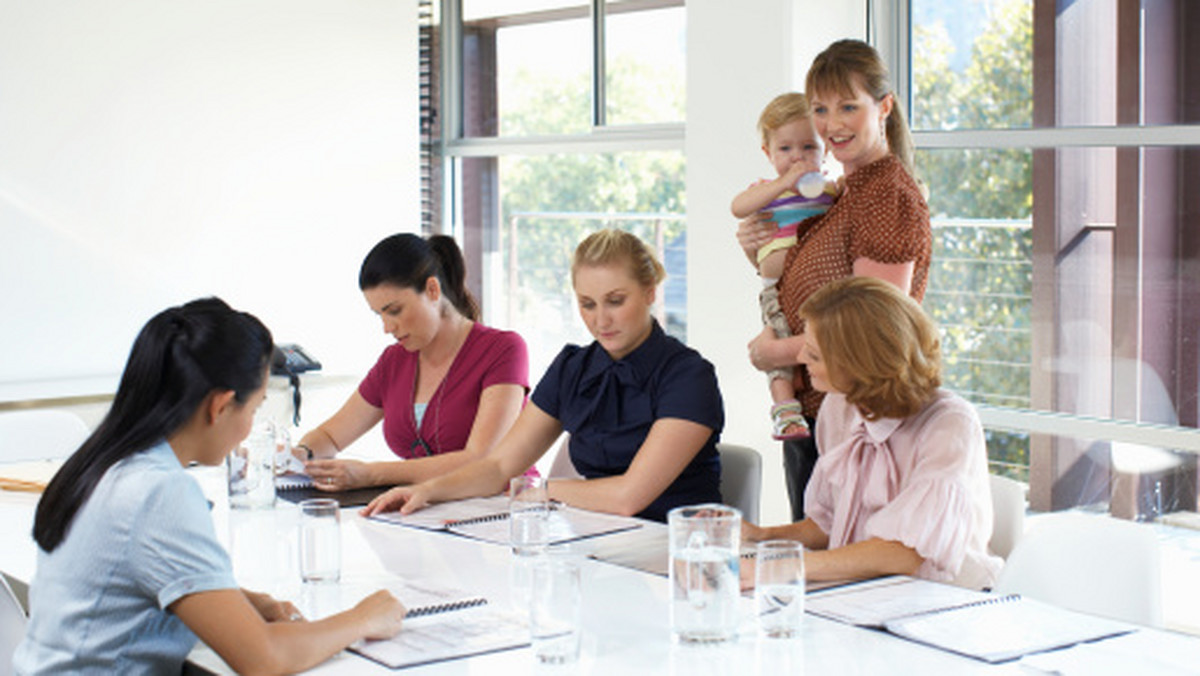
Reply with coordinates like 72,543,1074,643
271,343,321,376
271,344,320,426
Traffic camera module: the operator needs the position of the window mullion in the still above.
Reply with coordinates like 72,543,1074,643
592,0,606,128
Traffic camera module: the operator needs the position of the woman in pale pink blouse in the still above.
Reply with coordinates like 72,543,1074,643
744,277,1002,590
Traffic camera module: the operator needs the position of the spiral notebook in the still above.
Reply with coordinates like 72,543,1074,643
807,576,1135,663
344,579,528,669
349,605,529,669
273,472,390,508
370,495,643,545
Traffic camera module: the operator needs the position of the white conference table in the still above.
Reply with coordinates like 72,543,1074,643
4,466,1200,675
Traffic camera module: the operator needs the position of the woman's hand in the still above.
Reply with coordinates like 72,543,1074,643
243,590,303,623
742,519,768,543
305,458,372,492
361,483,431,517
736,212,776,266
747,326,801,372
353,590,407,641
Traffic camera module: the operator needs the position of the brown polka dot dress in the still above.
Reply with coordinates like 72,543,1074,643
776,154,932,417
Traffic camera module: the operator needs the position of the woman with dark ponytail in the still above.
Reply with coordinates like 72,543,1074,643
15,298,404,675
297,233,530,491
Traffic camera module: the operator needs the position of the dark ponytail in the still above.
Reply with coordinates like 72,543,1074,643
358,233,479,321
33,298,273,552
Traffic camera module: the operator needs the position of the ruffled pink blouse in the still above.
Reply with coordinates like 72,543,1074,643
804,390,1003,589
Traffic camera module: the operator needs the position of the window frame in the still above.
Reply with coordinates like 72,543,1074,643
899,0,1200,512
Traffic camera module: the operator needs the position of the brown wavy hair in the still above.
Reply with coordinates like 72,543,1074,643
799,277,941,420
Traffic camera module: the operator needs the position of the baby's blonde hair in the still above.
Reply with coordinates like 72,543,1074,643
571,229,666,290
757,92,813,147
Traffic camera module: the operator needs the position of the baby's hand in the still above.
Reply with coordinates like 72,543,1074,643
781,162,810,186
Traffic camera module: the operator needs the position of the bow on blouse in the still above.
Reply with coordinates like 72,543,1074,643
828,421,901,548
578,359,639,426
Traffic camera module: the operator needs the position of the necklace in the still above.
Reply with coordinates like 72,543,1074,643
410,322,472,457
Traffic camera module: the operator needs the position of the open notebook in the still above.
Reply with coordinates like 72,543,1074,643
272,451,389,507
274,472,390,508
806,576,1136,663
350,605,529,669
341,578,528,669
369,495,643,546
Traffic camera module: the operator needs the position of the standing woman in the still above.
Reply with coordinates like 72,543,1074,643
738,39,932,520
365,229,724,523
297,234,529,491
15,299,404,675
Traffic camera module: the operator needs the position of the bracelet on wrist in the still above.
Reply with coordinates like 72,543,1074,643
296,443,315,460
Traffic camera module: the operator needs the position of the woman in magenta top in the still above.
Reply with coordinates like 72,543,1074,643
743,278,1001,590
297,234,530,491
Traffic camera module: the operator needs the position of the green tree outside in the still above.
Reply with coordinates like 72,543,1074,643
914,0,1034,479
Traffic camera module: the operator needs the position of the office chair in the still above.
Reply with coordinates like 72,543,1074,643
717,443,762,523
0,571,26,676
547,435,582,480
988,474,1026,559
993,511,1163,627
0,409,90,462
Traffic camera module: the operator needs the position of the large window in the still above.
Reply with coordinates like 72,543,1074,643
909,0,1200,518
439,0,686,378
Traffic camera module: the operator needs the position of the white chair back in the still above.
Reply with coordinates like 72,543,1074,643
988,474,1026,559
0,573,27,676
547,435,582,480
993,512,1163,627
0,409,90,462
717,443,761,523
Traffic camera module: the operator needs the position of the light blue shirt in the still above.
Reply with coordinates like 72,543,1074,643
14,441,238,675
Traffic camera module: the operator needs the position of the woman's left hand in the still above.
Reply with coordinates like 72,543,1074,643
305,458,372,492
742,519,767,542
748,326,792,372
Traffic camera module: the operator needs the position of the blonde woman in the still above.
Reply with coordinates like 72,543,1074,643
364,229,724,522
744,277,1001,590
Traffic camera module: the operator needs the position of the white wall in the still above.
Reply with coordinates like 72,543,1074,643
0,0,418,386
687,0,864,525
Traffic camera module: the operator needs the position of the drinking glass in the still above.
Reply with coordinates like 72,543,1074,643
667,503,741,643
298,498,341,583
530,552,582,664
755,540,805,638
227,418,277,509
509,476,550,556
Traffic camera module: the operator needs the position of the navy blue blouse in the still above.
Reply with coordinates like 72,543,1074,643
531,321,724,522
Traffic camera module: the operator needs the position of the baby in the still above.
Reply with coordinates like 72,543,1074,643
732,92,836,440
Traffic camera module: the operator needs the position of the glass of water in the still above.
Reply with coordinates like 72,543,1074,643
509,476,550,556
755,540,805,638
298,498,341,584
530,550,582,664
667,503,741,643
227,418,277,509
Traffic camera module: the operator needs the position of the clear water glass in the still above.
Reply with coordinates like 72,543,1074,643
530,552,582,664
298,498,341,583
755,540,805,638
227,418,277,509
509,476,550,556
